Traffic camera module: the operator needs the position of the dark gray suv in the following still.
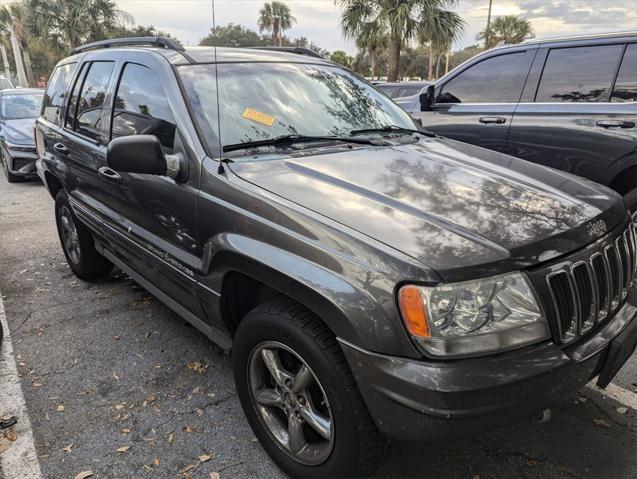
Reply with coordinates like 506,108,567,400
414,32,637,204
35,37,636,478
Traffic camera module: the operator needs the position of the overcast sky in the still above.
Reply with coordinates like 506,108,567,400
116,0,637,53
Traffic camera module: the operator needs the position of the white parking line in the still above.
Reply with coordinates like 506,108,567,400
587,381,637,410
0,295,43,479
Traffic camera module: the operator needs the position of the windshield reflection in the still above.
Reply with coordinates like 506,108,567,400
178,62,414,158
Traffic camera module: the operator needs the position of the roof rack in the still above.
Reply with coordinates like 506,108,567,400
71,37,184,55
249,46,323,59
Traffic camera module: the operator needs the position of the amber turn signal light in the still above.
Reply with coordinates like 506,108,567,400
398,285,431,338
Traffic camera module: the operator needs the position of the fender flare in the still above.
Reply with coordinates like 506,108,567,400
200,233,404,352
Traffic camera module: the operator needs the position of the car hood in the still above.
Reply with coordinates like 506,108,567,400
229,138,627,281
2,118,35,144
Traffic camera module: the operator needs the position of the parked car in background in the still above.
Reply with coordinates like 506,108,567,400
412,32,637,207
375,80,431,98
36,38,636,478
1,88,44,182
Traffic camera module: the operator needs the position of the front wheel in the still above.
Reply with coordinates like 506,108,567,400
232,299,384,478
54,191,112,280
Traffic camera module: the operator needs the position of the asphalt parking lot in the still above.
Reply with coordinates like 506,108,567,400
0,175,635,479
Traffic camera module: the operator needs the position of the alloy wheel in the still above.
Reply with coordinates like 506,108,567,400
59,206,81,264
247,341,334,465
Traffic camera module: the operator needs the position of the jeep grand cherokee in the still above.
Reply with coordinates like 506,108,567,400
35,37,637,478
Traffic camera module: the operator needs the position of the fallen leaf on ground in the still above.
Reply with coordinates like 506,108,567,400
116,446,130,453
74,472,93,479
57,405,65,412
121,428,131,434
112,373,120,380
115,404,126,410
198,454,211,462
62,443,74,453
187,362,209,373
527,459,538,466
616,407,628,414
154,458,160,466
5,431,17,442
593,418,610,428
167,432,174,444
209,473,220,479
0,443,11,454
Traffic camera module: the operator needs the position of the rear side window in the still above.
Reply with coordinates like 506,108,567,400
437,52,531,103
536,45,623,102
42,63,76,125
64,62,88,128
612,44,637,102
74,61,114,141
111,63,176,149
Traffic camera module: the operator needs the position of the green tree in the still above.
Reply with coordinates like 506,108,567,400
26,0,134,48
418,9,464,80
258,1,296,47
330,50,354,68
340,5,387,80
337,0,462,82
477,15,534,49
200,23,264,47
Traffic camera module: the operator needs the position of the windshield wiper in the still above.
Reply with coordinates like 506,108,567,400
222,134,386,153
350,125,435,137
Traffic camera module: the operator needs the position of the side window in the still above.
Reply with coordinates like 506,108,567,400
42,63,76,125
536,45,623,102
611,44,637,102
64,62,88,129
75,61,114,141
438,52,531,104
111,63,176,150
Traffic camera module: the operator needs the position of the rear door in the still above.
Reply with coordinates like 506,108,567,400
506,42,636,186
413,48,536,152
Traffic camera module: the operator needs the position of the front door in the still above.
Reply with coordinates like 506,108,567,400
413,49,536,153
96,55,204,318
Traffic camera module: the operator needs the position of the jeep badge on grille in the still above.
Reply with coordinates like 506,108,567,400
587,219,607,236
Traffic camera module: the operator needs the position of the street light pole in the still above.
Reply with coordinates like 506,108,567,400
485,0,493,50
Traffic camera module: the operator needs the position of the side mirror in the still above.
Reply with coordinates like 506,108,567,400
419,84,435,111
107,135,168,176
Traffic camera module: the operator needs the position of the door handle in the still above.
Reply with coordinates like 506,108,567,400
479,116,506,125
98,166,121,184
596,120,635,129
53,142,70,155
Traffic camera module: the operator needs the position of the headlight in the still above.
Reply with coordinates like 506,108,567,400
398,272,549,358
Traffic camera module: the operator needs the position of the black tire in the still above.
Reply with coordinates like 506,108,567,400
233,299,384,478
54,190,112,280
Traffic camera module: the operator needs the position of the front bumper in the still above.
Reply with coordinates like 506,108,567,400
340,289,637,443
3,147,37,178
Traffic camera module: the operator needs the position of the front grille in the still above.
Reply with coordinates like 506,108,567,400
539,222,636,345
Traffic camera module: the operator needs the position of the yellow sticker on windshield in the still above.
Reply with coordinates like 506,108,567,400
242,108,275,126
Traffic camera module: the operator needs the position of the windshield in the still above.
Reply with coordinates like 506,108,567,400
2,93,43,120
178,62,416,158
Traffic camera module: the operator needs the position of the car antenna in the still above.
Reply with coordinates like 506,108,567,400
210,0,226,174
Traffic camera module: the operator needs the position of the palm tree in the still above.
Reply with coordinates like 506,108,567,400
477,15,534,49
258,1,296,47
27,0,134,49
418,9,464,80
341,6,387,80
0,4,33,86
337,0,462,82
